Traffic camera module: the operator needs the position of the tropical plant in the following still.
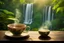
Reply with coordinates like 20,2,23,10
52,0,64,13
0,0,25,30
0,9,16,30
51,0,64,31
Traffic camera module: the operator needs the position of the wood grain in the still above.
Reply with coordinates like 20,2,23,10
0,31,64,41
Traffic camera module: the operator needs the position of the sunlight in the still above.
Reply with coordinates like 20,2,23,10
33,0,49,9
34,0,48,4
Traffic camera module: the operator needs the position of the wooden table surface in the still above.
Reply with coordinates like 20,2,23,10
0,31,64,41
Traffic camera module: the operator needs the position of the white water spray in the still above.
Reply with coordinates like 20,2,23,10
24,3,33,24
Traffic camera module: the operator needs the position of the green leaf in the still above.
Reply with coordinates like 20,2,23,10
3,10,14,15
52,0,56,3
56,7,64,13
53,1,62,10
0,1,4,4
20,0,25,4
8,16,14,18
56,7,61,13
53,4,59,10
59,1,64,7
7,18,17,21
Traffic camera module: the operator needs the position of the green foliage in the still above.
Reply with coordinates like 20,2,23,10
29,4,43,31
0,1,4,4
0,9,16,30
52,0,64,13
51,19,60,30
3,10,13,15
51,12,64,30
59,28,64,31
0,0,64,31
51,0,64,31
20,0,25,4
0,0,26,30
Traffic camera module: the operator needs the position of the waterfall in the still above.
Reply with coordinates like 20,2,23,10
48,6,51,21
24,3,33,24
42,6,54,29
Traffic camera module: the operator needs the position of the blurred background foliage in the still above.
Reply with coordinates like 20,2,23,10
0,0,64,31
0,0,25,30
52,0,64,13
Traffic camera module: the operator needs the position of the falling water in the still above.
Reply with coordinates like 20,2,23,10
42,6,54,30
48,6,51,21
24,3,33,24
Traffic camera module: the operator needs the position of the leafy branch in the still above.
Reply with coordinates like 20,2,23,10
52,0,64,13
